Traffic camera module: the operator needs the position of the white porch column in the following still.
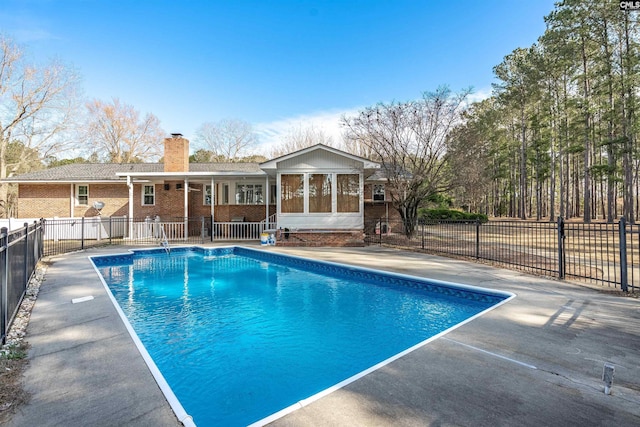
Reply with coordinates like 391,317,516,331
265,176,269,227
183,178,188,240
69,184,74,217
211,178,215,241
210,178,215,218
127,176,133,238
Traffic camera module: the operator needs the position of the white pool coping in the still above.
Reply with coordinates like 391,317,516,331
89,245,515,427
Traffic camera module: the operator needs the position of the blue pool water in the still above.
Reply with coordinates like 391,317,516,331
91,247,510,426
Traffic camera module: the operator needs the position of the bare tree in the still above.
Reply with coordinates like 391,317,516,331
84,98,165,163
0,35,81,217
195,119,259,162
269,124,334,158
343,87,471,236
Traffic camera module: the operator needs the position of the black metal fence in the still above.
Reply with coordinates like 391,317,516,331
1,221,44,345
365,217,639,292
40,216,271,257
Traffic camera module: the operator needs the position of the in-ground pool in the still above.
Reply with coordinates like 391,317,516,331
91,246,513,426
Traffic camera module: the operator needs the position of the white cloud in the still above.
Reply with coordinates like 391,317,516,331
254,107,361,154
252,88,493,156
467,87,493,104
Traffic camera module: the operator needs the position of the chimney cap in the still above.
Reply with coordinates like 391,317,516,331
171,133,183,138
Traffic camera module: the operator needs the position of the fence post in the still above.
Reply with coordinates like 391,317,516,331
557,216,565,279
23,222,29,290
32,221,39,265
40,219,45,257
81,217,85,250
201,217,205,243
109,216,112,245
619,217,629,292
421,219,425,250
475,219,480,259
379,217,382,246
1,227,8,345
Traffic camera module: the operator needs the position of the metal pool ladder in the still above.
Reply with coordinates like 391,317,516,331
160,225,171,254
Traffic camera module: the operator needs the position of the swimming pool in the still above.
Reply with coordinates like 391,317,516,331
91,246,513,426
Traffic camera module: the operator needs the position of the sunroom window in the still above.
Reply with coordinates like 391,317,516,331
337,174,360,213
280,174,304,213
309,173,332,213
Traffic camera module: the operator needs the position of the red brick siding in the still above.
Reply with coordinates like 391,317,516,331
210,203,275,222
163,136,189,173
17,183,129,218
275,230,365,247
18,184,70,218
364,202,401,222
144,182,186,219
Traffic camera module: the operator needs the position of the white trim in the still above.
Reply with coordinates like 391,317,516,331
75,183,89,206
203,184,213,206
116,171,266,178
183,179,188,220
234,181,265,205
260,143,379,170
373,183,386,202
127,177,133,234
278,172,362,215
89,255,195,427
265,176,270,224
8,179,129,184
141,184,155,206
69,184,74,217
210,178,215,218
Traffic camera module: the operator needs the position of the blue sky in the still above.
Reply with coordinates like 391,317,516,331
0,0,556,152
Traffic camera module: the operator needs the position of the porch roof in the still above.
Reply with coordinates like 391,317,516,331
260,143,380,172
3,162,265,184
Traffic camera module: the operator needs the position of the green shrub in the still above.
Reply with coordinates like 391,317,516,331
418,208,488,223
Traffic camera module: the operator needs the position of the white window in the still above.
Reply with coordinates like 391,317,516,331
222,184,229,204
142,184,155,206
337,174,360,213
373,184,385,201
76,185,89,206
309,174,332,213
204,185,212,206
280,174,304,213
235,183,264,204
280,173,362,214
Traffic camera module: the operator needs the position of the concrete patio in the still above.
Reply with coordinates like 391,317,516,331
6,244,640,426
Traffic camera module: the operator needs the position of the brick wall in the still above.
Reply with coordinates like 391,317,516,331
17,183,129,218
364,202,401,222
18,184,70,217
149,182,188,219
275,229,365,247
163,135,189,173
82,184,129,217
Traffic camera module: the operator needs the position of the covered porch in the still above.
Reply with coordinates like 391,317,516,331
116,168,278,242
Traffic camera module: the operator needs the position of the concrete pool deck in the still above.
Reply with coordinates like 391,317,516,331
6,244,640,426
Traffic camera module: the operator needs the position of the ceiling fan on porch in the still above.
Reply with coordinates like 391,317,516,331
174,183,201,192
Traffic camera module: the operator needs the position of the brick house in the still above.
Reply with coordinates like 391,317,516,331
2,135,400,245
